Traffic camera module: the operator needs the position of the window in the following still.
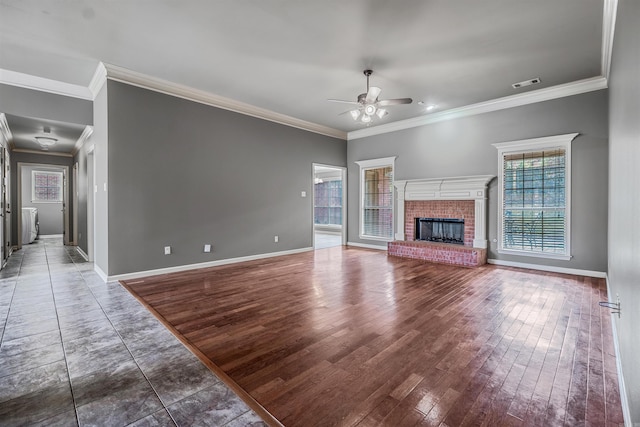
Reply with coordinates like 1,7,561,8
493,134,577,260
32,170,63,203
355,157,396,241
314,180,342,226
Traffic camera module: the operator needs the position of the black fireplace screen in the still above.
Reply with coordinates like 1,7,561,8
415,217,465,245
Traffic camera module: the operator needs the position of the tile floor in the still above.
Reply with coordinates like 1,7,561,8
313,231,342,250
0,237,267,426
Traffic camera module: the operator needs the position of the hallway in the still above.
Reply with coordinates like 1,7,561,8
0,237,266,426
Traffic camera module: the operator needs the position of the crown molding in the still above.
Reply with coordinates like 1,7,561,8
0,68,94,100
103,63,347,140
72,125,94,156
88,62,108,99
347,76,608,140
12,148,73,158
601,0,618,80
0,113,14,150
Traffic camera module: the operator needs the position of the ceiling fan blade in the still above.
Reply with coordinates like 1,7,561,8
377,98,413,107
365,86,382,103
328,99,360,105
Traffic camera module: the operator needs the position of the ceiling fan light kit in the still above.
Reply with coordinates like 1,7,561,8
328,69,412,125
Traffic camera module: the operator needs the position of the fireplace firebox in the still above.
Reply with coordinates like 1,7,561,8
415,217,465,245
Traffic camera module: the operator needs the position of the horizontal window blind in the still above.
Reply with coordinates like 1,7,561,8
502,149,566,254
363,166,393,238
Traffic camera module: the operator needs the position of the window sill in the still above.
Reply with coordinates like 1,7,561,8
498,248,571,261
359,234,394,243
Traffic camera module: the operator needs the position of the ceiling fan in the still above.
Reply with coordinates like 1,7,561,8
328,69,413,124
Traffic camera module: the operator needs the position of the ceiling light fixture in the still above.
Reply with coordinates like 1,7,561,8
329,70,412,125
35,136,58,150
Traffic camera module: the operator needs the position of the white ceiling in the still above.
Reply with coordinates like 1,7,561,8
0,0,608,148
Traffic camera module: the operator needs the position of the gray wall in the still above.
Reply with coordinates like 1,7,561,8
347,90,608,272
106,81,346,275
608,0,640,422
21,165,65,235
10,151,73,244
0,83,93,126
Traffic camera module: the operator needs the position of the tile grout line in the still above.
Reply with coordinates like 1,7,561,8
0,255,21,347
77,268,180,426
43,239,83,427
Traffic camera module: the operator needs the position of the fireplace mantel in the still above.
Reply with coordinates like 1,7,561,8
394,175,495,248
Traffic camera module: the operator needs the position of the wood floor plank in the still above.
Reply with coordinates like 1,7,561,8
122,247,623,426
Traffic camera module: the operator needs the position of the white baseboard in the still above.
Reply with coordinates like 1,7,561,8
39,234,64,238
76,247,89,262
347,241,388,251
107,247,314,282
605,275,632,427
487,258,606,278
94,264,108,282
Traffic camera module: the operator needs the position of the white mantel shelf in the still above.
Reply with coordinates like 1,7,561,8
394,175,495,248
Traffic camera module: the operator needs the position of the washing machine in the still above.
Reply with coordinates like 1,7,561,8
21,207,39,244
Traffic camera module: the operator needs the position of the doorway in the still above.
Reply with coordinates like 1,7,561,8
312,164,346,249
16,163,70,249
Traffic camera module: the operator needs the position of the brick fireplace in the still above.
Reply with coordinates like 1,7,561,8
388,175,494,267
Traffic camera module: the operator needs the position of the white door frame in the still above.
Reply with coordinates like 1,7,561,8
86,147,95,262
312,163,347,248
16,162,70,249
72,162,78,245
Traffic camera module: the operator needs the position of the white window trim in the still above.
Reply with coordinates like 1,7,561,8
355,156,397,242
32,170,63,203
493,133,578,261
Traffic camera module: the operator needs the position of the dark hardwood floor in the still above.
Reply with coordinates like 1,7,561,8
122,247,624,427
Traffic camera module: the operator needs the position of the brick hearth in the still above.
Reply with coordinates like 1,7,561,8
388,240,487,267
390,176,494,267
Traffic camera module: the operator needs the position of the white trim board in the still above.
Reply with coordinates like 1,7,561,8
104,247,314,282
0,68,95,100
601,0,619,80
0,113,13,149
605,276,632,427
347,241,388,251
348,77,607,140
94,264,108,282
487,258,606,278
12,148,73,158
102,63,346,141
76,246,89,262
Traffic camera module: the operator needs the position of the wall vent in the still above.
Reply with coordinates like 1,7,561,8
512,77,541,89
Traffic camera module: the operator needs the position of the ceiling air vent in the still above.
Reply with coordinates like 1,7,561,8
512,77,541,89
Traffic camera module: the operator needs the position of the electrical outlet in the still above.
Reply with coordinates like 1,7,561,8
204,244,211,253
274,235,279,243
301,191,306,197
164,246,171,255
